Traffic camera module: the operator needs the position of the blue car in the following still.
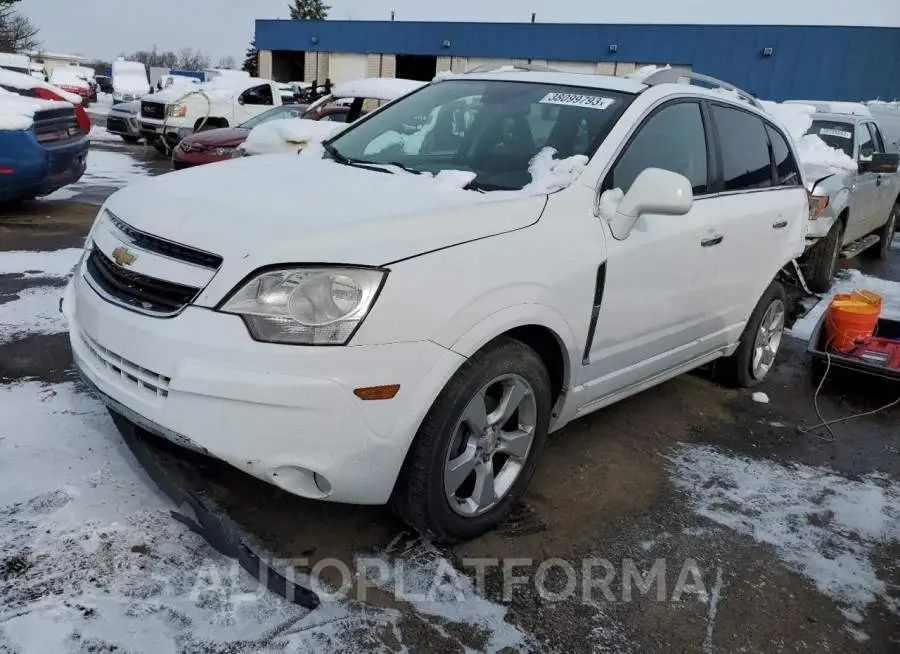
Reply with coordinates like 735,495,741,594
0,97,89,202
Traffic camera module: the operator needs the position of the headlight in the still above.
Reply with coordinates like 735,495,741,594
221,267,386,345
213,146,235,156
167,103,188,118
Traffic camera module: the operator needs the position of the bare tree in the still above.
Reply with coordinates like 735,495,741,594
121,46,179,69
216,55,236,70
0,0,40,52
177,47,210,72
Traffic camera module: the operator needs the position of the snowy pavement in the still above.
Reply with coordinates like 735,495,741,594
0,142,899,652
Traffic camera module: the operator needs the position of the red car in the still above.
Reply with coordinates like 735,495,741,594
172,103,350,169
48,68,91,107
0,69,91,133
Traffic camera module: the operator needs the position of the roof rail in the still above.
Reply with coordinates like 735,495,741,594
465,63,561,74
641,69,763,110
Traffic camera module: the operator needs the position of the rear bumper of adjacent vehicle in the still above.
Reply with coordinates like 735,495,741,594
0,134,87,200
63,270,466,505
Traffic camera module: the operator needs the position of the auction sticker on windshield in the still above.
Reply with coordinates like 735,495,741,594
539,92,615,110
819,127,852,139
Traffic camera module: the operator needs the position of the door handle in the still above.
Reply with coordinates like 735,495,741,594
701,234,724,247
772,220,788,229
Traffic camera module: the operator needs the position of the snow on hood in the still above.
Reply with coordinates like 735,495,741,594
0,90,71,130
761,100,857,173
239,118,344,155
0,68,82,104
102,154,547,277
332,77,427,101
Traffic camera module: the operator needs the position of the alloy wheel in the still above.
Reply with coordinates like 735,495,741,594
751,299,786,380
444,374,537,517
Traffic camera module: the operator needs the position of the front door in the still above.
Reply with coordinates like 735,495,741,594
234,84,275,125
581,100,729,404
848,121,879,240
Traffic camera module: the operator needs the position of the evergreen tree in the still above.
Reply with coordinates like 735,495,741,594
287,0,329,20
242,40,259,77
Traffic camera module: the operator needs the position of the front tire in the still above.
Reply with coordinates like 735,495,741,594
390,337,552,543
805,219,844,293
718,282,788,388
121,135,140,144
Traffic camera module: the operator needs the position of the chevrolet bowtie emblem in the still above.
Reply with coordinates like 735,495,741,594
112,246,137,267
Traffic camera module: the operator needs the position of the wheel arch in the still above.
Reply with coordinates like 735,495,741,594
194,116,228,131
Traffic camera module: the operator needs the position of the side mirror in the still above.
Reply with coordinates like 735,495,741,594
607,168,694,239
237,97,245,105
860,152,899,174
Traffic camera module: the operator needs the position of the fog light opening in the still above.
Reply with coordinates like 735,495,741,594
314,472,332,495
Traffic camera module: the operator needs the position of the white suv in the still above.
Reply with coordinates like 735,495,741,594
64,68,808,542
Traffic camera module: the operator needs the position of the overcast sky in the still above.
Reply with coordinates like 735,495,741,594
18,0,900,64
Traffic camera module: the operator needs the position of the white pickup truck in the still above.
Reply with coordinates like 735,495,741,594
138,77,283,154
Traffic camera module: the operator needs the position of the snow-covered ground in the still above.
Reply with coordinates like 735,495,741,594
669,444,899,641
45,150,153,201
85,93,113,118
0,248,528,652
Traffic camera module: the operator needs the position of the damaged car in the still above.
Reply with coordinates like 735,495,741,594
65,68,809,542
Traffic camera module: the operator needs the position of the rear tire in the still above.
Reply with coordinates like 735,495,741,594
871,202,898,260
390,337,552,543
805,219,844,293
718,282,788,388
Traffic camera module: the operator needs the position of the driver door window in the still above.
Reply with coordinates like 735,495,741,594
858,123,876,161
605,101,709,195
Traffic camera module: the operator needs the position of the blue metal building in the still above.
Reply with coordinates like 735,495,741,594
256,20,900,101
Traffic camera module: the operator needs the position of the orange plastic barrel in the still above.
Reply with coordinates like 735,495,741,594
825,291,882,353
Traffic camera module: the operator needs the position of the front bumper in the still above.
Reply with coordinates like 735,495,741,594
63,271,465,505
107,113,140,138
139,119,192,145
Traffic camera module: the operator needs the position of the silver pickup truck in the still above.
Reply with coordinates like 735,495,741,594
799,109,899,292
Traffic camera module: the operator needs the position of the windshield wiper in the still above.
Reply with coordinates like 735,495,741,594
379,161,423,175
321,141,391,174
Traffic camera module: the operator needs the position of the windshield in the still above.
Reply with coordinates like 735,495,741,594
327,79,634,191
808,120,855,157
239,105,304,129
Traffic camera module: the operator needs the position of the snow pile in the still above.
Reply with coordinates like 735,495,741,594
240,118,344,156
0,68,82,105
627,64,672,82
751,392,770,404
0,89,71,131
332,77,426,102
669,444,900,623
761,100,857,172
522,147,588,194
89,125,127,144
49,67,89,90
0,248,82,278
789,269,900,341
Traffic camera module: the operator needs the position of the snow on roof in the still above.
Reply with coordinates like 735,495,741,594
784,100,873,117
0,89,71,130
0,68,83,104
49,67,89,88
761,100,857,172
332,77,427,101
240,118,344,155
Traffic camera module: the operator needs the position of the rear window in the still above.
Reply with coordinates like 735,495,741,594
808,120,854,157
711,105,773,192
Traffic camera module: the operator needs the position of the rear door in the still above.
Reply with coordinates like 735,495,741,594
706,104,807,329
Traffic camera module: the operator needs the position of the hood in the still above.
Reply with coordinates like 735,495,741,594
181,126,249,147
241,118,343,155
103,154,547,275
109,101,140,115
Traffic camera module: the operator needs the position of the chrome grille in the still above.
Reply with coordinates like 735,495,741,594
85,246,200,315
